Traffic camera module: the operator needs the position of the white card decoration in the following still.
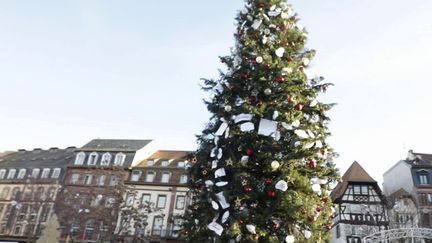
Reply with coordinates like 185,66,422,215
216,192,230,209
214,84,223,93
240,122,254,132
251,19,262,29
215,122,228,136
234,113,253,123
312,183,321,194
210,147,217,157
258,119,278,136
236,234,242,241
294,130,309,139
212,201,219,210
304,143,314,149
294,141,302,147
205,180,214,187
217,148,223,159
215,168,226,178
222,210,230,223
281,122,292,130
225,127,230,138
310,100,318,107
275,180,288,191
307,130,315,138
241,156,249,163
285,235,295,243
212,160,218,169
319,178,328,184
272,111,279,120
292,120,300,127
304,230,312,239
274,130,281,140
216,181,228,187
194,219,199,225
315,140,323,148
310,177,319,184
246,225,256,234
268,10,281,17
208,222,223,236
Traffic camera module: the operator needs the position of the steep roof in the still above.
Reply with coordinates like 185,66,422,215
331,161,377,201
0,147,76,168
135,150,192,167
405,151,432,166
78,139,152,152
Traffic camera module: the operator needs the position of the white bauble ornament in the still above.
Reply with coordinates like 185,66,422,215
256,56,263,63
275,180,288,191
275,47,285,57
282,67,293,75
285,235,295,243
225,105,232,112
310,99,318,107
264,88,272,95
302,57,310,66
312,183,321,193
304,230,312,239
262,36,268,44
252,19,262,29
319,177,328,184
246,224,256,234
271,160,280,170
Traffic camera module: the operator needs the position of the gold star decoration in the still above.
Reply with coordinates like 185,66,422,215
225,159,233,166
234,197,242,208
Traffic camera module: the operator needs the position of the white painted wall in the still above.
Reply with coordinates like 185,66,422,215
383,160,414,195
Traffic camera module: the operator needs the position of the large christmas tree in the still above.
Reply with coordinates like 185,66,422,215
184,0,340,242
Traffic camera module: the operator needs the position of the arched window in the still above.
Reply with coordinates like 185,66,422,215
13,225,22,235
7,169,16,179
31,168,40,178
0,169,6,179
101,153,111,166
11,187,21,199
88,152,98,165
17,169,27,179
1,187,10,199
114,153,126,166
75,152,86,165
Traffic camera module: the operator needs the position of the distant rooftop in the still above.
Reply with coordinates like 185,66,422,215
136,150,192,167
0,147,76,168
78,139,153,152
406,150,432,166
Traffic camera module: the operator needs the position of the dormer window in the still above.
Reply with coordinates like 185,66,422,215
161,161,169,167
161,172,171,183
41,168,51,179
75,152,86,165
419,171,429,185
7,169,16,179
88,152,98,165
101,153,111,166
114,153,126,166
180,174,188,184
147,160,155,166
52,168,61,178
178,161,186,167
17,169,26,179
131,170,142,182
32,168,40,178
145,171,156,182
0,169,6,179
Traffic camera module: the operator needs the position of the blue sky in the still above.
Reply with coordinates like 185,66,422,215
1,1,431,184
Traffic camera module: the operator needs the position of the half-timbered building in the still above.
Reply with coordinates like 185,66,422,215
331,161,389,243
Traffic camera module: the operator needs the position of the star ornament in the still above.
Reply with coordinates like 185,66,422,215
225,159,233,166
234,197,242,208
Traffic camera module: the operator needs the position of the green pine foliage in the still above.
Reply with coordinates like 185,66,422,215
183,0,340,242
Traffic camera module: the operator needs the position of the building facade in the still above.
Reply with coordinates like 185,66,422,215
0,147,75,242
384,150,432,228
331,161,389,243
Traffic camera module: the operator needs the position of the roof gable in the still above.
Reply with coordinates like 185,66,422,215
79,139,152,152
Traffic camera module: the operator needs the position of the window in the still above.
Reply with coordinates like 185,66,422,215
336,224,340,238
141,194,151,206
41,169,50,179
75,152,85,165
114,153,126,166
101,153,111,166
31,168,40,178
85,174,93,185
88,152,98,165
84,220,95,239
7,169,16,179
419,173,429,185
47,187,56,200
131,170,142,182
171,218,183,237
152,216,163,236
97,175,106,186
156,195,167,208
180,174,188,184
161,172,171,183
40,204,50,222
178,161,185,167
175,196,185,209
18,204,28,221
70,174,80,184
105,197,115,208
51,168,61,178
145,171,156,182
109,175,117,186
147,160,155,166
35,187,45,201
0,169,6,179
161,160,169,166
1,187,9,199
17,169,26,179
126,194,135,207
13,225,21,235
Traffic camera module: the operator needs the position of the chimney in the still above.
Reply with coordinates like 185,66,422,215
33,148,42,153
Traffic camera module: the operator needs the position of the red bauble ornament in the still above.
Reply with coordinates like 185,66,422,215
308,160,317,169
279,24,287,31
287,96,293,103
227,140,234,145
273,143,281,151
251,59,257,65
299,66,305,72
322,197,330,203
239,219,245,225
326,224,332,230
246,149,254,156
294,103,303,111
308,215,316,222
264,63,271,69
300,208,307,215
237,31,244,37
244,187,252,193
252,31,260,38
267,191,276,198
258,2,265,8
315,207,322,212
264,178,273,185
229,84,236,92
287,56,294,62
276,76,285,84
242,73,249,80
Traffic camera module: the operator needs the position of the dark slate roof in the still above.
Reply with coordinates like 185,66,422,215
78,139,152,152
331,161,377,200
405,150,432,166
0,147,76,169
